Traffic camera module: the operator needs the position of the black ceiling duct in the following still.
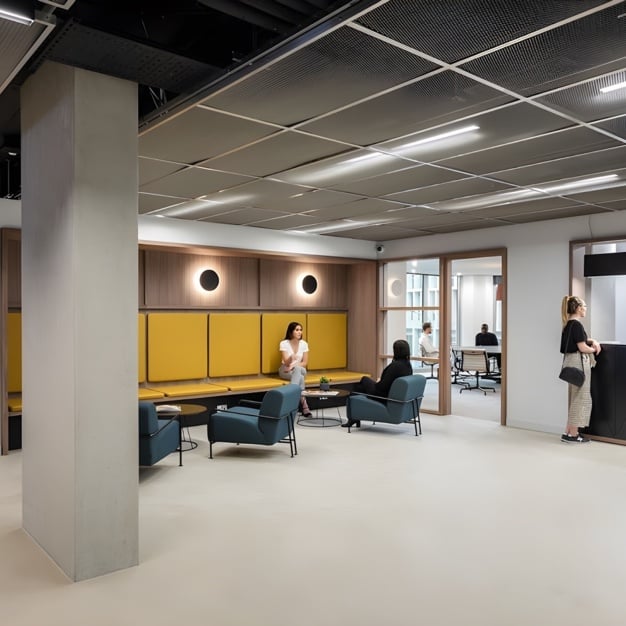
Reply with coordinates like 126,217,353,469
583,252,626,277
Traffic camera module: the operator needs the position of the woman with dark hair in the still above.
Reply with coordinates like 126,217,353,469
560,295,601,443
343,339,413,428
279,321,312,417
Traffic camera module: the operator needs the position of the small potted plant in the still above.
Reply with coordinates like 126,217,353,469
319,376,330,391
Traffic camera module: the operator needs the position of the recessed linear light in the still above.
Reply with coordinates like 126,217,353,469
0,8,34,25
533,174,619,194
600,81,626,94
396,124,480,150
346,152,393,164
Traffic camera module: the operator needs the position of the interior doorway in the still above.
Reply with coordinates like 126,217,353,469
448,253,506,424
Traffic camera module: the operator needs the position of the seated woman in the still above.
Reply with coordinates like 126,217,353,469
278,321,312,418
343,339,413,428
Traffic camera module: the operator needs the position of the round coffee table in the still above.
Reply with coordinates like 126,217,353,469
156,403,207,451
299,389,349,427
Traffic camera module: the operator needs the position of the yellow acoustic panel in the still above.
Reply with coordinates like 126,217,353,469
7,312,21,393
306,313,347,370
261,313,305,374
209,313,260,377
147,313,208,382
138,314,146,383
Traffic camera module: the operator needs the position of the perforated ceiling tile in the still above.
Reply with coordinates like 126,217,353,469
461,4,626,97
536,70,626,122
504,205,608,223
490,146,626,186
138,158,187,186
138,193,187,214
139,107,279,164
139,166,253,198
467,197,584,219
593,115,626,140
249,213,328,229
307,197,409,220
421,219,504,233
386,177,512,205
201,26,437,125
354,0,608,63
330,165,467,196
326,223,428,241
439,126,620,176
203,208,289,225
200,131,350,177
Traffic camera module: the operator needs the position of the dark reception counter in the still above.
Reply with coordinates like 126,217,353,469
585,343,626,443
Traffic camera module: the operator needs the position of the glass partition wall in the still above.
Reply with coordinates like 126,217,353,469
381,258,441,412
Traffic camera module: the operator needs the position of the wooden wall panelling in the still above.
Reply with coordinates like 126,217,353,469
144,250,259,308
259,259,348,309
346,262,378,376
138,249,145,307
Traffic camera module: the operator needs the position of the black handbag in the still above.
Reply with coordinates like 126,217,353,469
559,321,585,387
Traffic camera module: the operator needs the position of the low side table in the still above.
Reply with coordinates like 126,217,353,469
156,403,207,455
300,389,349,427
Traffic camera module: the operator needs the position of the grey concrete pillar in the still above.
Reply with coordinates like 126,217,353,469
20,62,138,581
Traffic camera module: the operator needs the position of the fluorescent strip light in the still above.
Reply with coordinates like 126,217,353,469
397,124,480,150
534,174,619,194
600,81,626,94
345,152,391,164
0,8,34,25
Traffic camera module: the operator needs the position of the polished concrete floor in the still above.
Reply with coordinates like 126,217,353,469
1,408,626,626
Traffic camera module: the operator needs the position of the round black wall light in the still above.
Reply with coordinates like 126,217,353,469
302,274,318,294
199,269,220,291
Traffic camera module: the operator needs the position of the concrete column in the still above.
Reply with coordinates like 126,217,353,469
20,62,138,581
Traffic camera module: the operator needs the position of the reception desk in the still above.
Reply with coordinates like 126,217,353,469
585,343,626,443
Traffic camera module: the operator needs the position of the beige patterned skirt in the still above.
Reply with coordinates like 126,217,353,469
564,352,593,428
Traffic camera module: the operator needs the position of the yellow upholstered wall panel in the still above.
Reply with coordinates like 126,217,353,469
138,313,146,383
209,313,260,377
306,313,347,370
7,312,21,393
147,313,208,382
261,313,306,374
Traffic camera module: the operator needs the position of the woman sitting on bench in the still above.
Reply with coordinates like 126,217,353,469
279,321,312,418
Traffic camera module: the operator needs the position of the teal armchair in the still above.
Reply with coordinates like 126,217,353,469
208,384,301,458
139,401,181,466
346,375,426,435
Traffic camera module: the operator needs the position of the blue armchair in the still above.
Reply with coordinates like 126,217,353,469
346,374,426,435
208,384,301,458
139,401,182,466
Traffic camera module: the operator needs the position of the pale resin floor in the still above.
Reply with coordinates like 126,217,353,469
1,409,626,626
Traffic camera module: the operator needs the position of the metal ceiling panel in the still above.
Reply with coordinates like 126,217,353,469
461,4,626,97
565,185,626,203
138,158,187,186
139,166,253,198
354,0,608,64
273,149,411,187
139,107,279,164
307,197,409,220
536,70,626,122
593,115,626,140
599,199,626,210
327,223,427,241
439,126,620,176
491,147,626,186
249,213,329,229
138,192,187,214
204,208,290,225
298,71,513,145
263,188,360,212
423,219,504,233
199,131,350,177
155,199,241,220
201,26,438,125
378,102,573,164
467,197,584,219
386,177,513,205
504,204,609,223
329,164,467,196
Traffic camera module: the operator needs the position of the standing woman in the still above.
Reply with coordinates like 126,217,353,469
560,296,601,443
279,321,312,417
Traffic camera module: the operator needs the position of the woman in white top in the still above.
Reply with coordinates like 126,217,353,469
279,321,312,417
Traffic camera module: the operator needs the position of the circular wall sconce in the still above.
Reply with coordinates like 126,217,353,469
301,274,318,295
199,269,220,291
389,279,403,297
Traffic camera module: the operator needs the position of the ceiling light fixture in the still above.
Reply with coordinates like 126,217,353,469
600,81,626,94
397,124,480,150
0,1,34,25
533,174,619,194
346,152,392,164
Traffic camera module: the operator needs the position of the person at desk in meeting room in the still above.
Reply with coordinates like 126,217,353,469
279,321,312,418
560,296,601,444
476,323,501,370
343,339,413,428
419,322,439,357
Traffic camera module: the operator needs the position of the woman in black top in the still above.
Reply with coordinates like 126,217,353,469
343,339,413,428
560,296,601,443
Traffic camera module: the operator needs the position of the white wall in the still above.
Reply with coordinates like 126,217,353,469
0,198,20,227
458,275,493,346
5,197,626,434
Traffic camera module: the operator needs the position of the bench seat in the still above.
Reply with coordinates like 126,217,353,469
145,383,230,398
8,395,22,413
220,378,285,392
305,370,369,385
138,388,165,400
